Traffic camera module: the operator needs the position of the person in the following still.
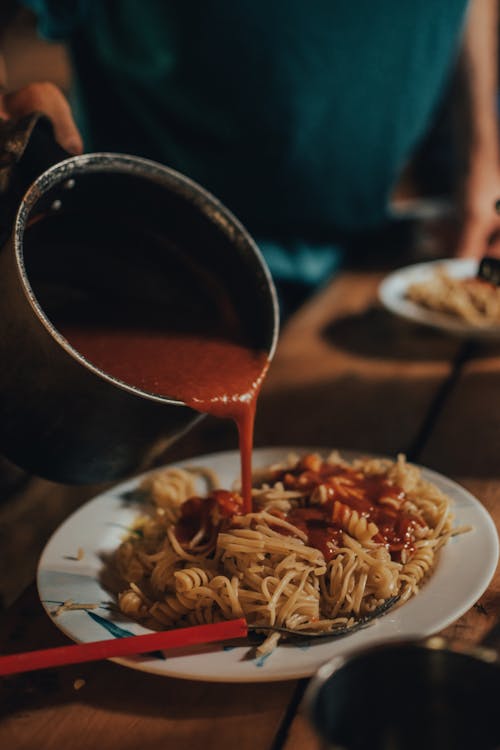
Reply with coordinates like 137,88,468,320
1,1,500,311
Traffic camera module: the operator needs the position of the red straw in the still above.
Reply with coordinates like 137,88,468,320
0,618,248,676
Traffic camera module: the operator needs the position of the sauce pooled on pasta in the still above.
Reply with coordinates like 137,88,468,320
272,454,426,561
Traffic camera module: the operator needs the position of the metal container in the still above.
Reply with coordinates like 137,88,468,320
304,636,500,750
0,118,279,483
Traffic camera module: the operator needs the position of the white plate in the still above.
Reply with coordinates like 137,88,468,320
379,258,500,339
37,447,498,683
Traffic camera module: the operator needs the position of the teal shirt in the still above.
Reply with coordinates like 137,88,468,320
27,0,468,283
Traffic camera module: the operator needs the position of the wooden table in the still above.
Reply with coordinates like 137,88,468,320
1,264,499,750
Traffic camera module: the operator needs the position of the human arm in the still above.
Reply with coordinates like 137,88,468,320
454,0,500,257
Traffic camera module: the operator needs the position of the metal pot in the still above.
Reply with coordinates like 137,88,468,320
0,115,279,483
304,635,500,750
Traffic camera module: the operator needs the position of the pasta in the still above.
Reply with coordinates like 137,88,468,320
108,452,458,650
406,266,500,326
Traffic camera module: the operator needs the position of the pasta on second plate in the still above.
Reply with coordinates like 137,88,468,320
406,266,500,326
109,452,457,651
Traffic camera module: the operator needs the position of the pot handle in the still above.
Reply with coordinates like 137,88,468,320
0,111,70,246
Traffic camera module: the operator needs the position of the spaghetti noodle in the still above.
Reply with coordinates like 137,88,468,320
110,452,458,651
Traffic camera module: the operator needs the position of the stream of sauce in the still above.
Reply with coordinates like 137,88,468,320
61,326,269,512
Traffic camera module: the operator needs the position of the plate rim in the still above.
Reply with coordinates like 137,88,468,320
37,446,500,682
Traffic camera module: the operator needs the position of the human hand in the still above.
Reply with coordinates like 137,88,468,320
455,155,500,258
0,82,83,155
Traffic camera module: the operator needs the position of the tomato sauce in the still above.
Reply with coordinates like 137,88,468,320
175,489,244,546
286,507,344,560
274,457,424,561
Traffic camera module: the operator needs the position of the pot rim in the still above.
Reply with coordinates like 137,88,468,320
13,152,280,406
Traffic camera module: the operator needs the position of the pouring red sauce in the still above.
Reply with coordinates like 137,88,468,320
60,326,268,513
